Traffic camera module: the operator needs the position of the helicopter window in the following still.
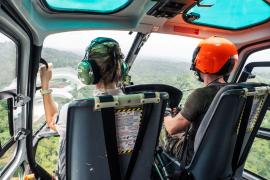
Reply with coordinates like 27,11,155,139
0,98,17,173
34,31,136,133
243,49,270,129
245,66,270,84
244,48,270,67
261,111,270,129
33,30,136,173
0,33,17,91
42,0,132,14
185,0,270,30
129,33,202,101
0,144,16,173
245,138,270,179
0,33,17,173
35,136,60,175
242,48,270,179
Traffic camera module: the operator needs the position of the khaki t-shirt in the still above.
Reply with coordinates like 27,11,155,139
180,85,222,163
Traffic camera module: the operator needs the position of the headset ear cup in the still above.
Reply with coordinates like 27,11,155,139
194,70,203,82
77,59,95,85
190,47,201,71
90,60,101,84
216,56,235,76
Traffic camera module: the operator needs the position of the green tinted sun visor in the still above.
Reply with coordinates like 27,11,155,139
42,0,132,14
185,0,270,30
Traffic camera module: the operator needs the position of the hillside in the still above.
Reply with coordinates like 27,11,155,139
42,47,82,68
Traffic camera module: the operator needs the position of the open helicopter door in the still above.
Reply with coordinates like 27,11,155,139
0,1,34,179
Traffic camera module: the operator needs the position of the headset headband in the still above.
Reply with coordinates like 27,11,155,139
78,37,128,85
87,37,119,53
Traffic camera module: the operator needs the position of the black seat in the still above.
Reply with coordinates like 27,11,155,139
124,84,182,108
155,83,270,180
65,92,168,180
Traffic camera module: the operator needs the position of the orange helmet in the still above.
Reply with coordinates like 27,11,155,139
191,36,238,75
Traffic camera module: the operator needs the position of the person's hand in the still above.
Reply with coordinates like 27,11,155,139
171,107,181,117
40,63,53,89
164,115,175,135
164,107,172,117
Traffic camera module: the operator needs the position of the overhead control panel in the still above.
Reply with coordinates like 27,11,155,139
147,0,187,18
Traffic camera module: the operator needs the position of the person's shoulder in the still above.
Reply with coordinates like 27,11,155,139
61,103,70,111
190,87,209,96
188,86,219,100
185,88,205,103
192,85,221,95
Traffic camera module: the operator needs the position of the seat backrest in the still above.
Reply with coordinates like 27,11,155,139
65,92,168,180
186,83,270,180
124,84,182,108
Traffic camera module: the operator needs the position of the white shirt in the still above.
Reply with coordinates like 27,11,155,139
55,88,124,138
54,88,124,179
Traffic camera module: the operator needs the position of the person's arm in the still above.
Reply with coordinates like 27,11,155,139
40,64,58,131
164,88,203,135
164,113,190,135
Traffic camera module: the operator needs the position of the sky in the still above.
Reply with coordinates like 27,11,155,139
42,30,270,63
42,30,201,62
1,30,270,63
0,33,10,42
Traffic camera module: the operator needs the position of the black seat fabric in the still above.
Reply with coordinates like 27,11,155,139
124,84,182,108
186,83,270,180
65,92,168,180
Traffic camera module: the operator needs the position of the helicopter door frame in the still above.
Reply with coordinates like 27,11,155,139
0,1,53,178
0,2,32,179
235,43,270,180
238,61,270,83
239,60,270,180
230,40,270,83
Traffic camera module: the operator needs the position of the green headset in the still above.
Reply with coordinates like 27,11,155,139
77,37,129,85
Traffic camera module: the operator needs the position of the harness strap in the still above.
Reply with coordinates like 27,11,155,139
231,96,253,174
237,95,270,171
100,95,122,180
124,103,153,180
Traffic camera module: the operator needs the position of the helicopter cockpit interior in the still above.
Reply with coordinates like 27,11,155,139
0,0,270,179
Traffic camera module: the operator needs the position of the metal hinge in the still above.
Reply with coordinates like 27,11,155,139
14,128,31,141
14,94,31,107
195,0,213,7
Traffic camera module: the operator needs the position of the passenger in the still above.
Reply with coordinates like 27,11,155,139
40,37,126,179
159,36,238,164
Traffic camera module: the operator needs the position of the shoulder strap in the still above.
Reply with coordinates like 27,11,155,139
207,82,227,89
236,95,270,171
100,95,122,180
124,103,153,180
231,96,253,174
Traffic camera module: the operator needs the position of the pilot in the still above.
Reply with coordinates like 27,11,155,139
40,37,128,179
160,36,238,164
